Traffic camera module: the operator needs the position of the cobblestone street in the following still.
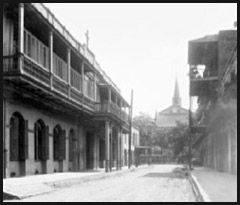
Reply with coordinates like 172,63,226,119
9,165,195,202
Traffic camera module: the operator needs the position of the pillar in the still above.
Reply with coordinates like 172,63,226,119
49,31,53,89
105,121,110,172
94,72,96,102
67,48,71,98
18,3,24,73
81,61,84,94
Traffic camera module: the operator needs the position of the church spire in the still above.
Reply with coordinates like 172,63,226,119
172,78,181,106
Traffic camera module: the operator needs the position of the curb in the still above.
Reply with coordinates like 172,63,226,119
185,166,211,202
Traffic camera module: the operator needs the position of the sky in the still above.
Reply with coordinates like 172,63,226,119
44,3,237,118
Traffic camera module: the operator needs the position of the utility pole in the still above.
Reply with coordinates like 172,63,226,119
128,90,133,169
188,66,192,170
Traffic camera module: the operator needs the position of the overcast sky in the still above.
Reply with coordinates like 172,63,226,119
44,3,237,117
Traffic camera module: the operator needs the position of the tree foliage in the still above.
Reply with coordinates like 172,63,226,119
134,112,189,161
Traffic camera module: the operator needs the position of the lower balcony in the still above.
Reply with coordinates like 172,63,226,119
3,54,93,112
95,102,130,124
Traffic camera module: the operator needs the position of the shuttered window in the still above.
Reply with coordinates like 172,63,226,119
34,121,49,161
59,130,66,160
69,129,76,162
35,122,41,160
53,126,60,161
10,115,28,161
42,126,49,160
10,116,19,161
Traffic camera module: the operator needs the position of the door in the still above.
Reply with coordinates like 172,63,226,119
86,132,94,169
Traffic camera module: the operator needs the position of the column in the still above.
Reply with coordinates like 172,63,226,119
49,31,53,89
18,3,24,73
109,125,112,172
108,87,111,112
67,48,71,98
105,121,110,172
116,127,119,171
93,72,96,101
119,128,123,170
81,61,85,98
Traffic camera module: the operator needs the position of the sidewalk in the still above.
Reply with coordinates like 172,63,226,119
3,165,148,201
190,166,237,202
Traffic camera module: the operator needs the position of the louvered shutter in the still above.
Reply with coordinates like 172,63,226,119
41,126,47,160
10,117,19,161
45,126,49,160
24,120,29,160
69,132,73,162
62,130,66,160
54,129,59,160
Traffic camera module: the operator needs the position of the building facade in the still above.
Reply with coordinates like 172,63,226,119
3,3,131,178
122,126,140,166
188,26,237,174
155,78,188,128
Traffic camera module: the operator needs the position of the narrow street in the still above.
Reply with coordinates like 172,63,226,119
10,165,195,202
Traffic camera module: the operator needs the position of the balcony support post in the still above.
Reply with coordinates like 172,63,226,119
49,31,53,89
108,87,111,113
67,48,71,98
105,121,110,172
94,71,96,102
18,3,24,73
81,61,85,103
119,127,123,170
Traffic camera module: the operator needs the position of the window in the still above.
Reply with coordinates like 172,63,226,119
69,129,76,162
53,125,66,161
35,121,43,160
10,112,28,161
34,120,49,161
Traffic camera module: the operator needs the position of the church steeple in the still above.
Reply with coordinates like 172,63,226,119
172,78,181,106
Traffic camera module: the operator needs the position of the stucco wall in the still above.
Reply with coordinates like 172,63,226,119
4,98,88,178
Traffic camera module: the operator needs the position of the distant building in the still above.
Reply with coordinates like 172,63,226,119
155,78,188,128
122,126,140,166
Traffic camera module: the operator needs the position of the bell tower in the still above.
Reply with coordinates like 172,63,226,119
172,78,181,106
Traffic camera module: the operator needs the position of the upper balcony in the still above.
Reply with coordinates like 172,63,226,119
188,35,219,96
3,3,131,124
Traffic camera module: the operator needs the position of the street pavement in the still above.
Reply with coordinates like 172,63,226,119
5,165,196,202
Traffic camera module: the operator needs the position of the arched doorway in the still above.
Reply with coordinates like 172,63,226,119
9,112,28,177
53,125,66,172
69,129,78,171
34,119,49,174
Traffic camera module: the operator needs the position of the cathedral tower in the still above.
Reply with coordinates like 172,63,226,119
172,78,182,107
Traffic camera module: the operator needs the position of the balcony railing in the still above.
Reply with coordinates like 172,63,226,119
70,68,82,92
24,29,49,71
95,102,129,123
30,3,120,94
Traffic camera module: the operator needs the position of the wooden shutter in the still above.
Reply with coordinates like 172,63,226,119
54,129,59,160
24,120,29,160
41,125,49,160
69,131,74,162
10,117,19,161
45,126,49,160
62,130,66,160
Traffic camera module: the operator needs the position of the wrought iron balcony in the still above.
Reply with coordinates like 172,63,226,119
95,102,130,123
